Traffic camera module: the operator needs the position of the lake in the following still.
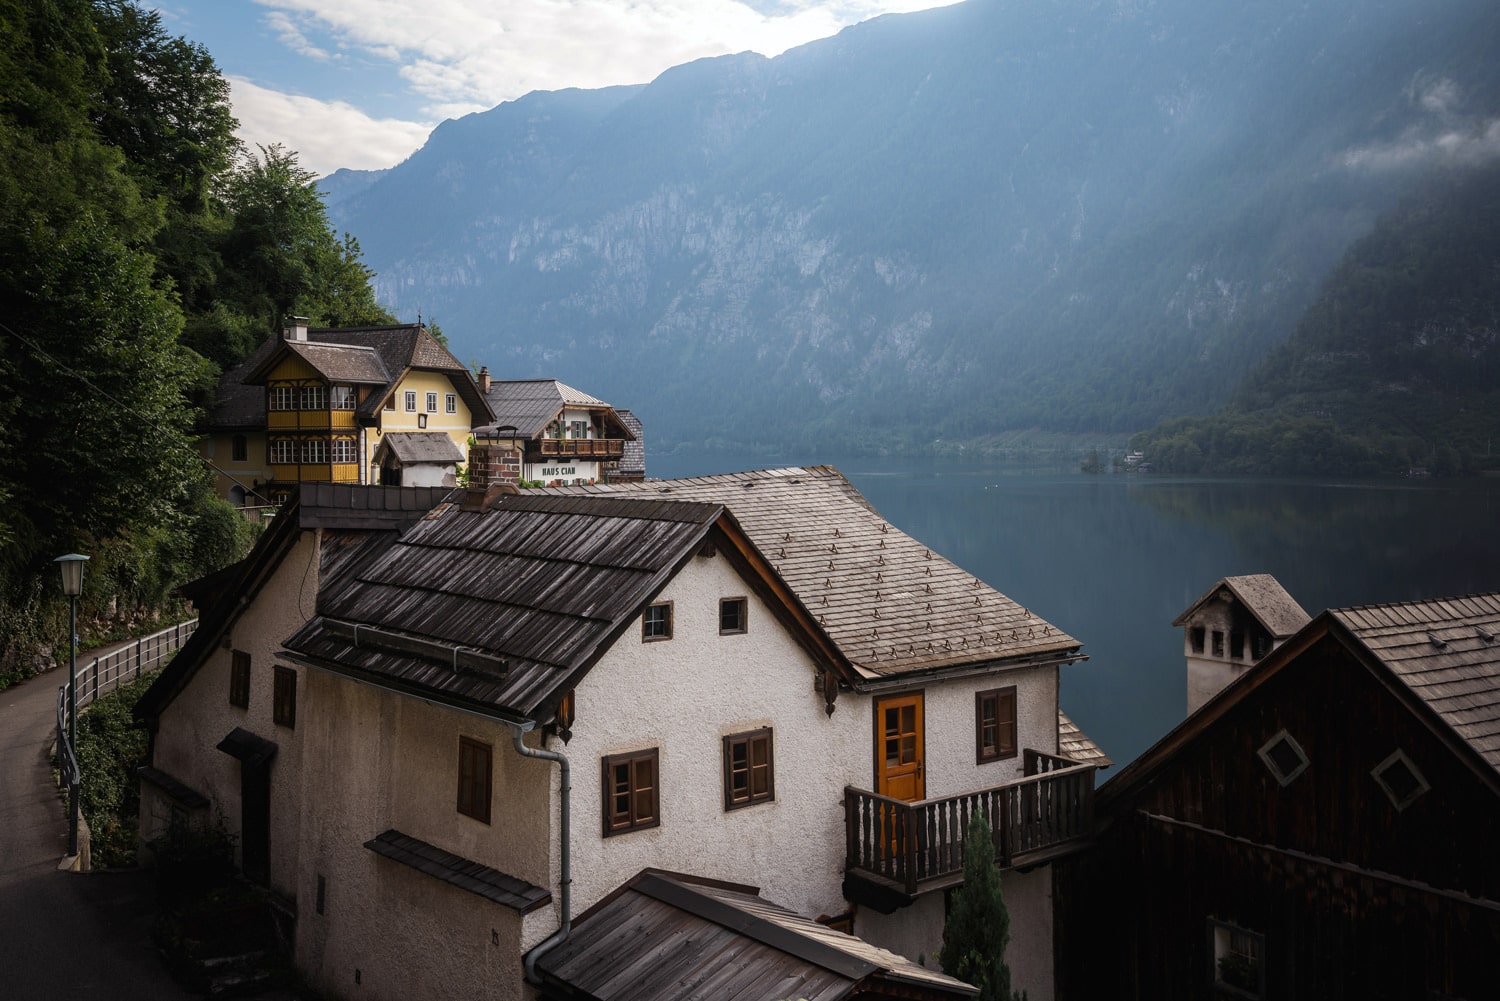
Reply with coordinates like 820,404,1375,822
652,453,1500,770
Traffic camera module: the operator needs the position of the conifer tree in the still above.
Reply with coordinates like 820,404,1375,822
939,810,1025,1001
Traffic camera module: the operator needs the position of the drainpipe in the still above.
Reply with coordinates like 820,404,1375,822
507,722,571,985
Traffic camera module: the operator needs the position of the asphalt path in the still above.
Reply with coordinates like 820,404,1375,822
0,652,202,1000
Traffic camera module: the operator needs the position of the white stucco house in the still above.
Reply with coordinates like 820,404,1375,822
138,469,1108,1001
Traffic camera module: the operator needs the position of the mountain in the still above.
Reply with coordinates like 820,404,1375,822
321,0,1500,454
1132,162,1500,476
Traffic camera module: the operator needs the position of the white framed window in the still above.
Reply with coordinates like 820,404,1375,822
426,391,438,413
1372,749,1429,810
270,439,296,464
302,438,328,463
268,386,297,411
445,393,457,414
300,385,327,410
1257,730,1310,787
330,385,356,410
331,438,358,463
642,602,672,641
404,391,417,412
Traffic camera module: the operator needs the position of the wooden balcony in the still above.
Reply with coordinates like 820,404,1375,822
843,750,1096,912
535,438,625,458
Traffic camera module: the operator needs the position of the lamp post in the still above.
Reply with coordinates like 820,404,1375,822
54,553,88,858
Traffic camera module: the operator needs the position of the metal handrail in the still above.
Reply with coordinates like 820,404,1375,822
71,618,198,712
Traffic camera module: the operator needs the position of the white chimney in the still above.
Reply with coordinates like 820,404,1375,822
283,316,310,341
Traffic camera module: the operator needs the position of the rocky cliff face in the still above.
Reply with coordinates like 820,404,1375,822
323,0,1500,451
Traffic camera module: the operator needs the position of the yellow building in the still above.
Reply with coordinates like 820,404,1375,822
200,319,492,506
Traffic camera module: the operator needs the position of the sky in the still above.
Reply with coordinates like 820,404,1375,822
156,0,955,178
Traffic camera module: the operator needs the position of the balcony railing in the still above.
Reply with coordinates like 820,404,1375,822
844,750,1095,900
536,438,625,458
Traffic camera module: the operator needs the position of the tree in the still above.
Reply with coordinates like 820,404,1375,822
939,811,1025,1001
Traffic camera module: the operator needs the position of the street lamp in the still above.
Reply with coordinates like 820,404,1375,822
54,553,88,858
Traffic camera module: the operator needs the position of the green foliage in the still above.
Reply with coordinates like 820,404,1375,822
75,673,155,866
939,811,1025,1001
0,1,370,682
1080,449,1103,474
1134,162,1500,476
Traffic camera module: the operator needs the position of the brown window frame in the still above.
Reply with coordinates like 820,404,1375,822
457,736,493,824
642,601,673,642
229,649,251,709
975,686,1017,763
231,434,248,462
272,665,297,728
602,748,659,836
722,728,774,810
719,596,748,635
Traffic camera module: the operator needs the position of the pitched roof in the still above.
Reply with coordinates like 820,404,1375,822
205,325,491,430
1102,591,1500,805
557,467,1083,683
374,432,466,465
134,484,453,723
538,870,977,1001
1059,710,1113,768
1172,573,1311,638
282,492,833,721
480,379,630,439
615,408,645,476
1332,593,1500,774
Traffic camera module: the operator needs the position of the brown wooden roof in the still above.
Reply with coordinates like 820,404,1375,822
538,870,977,1001
281,493,834,721
1332,593,1500,774
1103,591,1500,806
205,324,492,430
479,379,633,440
1172,573,1311,638
134,485,452,723
557,467,1083,683
1059,710,1113,768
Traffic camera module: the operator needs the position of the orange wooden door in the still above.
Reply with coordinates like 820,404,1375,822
875,693,925,801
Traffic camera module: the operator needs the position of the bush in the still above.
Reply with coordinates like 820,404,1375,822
74,673,155,867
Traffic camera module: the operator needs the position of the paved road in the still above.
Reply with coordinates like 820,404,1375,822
0,653,304,1000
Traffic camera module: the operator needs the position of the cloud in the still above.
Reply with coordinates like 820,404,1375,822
233,0,951,170
228,76,435,176
264,10,333,61
1342,76,1500,173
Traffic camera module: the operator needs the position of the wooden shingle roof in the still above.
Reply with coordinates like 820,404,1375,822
1333,593,1500,775
205,324,491,430
538,870,977,1001
283,493,805,720
559,467,1083,682
374,431,466,465
1172,573,1311,638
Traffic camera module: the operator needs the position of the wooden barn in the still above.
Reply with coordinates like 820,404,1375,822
1055,593,1500,1000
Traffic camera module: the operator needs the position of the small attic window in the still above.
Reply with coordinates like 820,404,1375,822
1372,750,1429,811
1257,730,1309,787
1190,626,1206,654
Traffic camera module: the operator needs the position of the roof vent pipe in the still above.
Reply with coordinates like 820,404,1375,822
509,722,571,985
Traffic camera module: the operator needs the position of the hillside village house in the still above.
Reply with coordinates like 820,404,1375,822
137,469,1108,1001
199,320,492,507
467,375,638,487
1055,587,1500,1000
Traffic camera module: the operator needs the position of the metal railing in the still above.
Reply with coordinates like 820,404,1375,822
844,753,1095,896
70,618,198,712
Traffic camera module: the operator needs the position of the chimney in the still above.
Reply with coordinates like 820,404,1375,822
283,316,310,341
477,366,491,395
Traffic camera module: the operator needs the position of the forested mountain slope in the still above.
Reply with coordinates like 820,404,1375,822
1134,163,1500,476
323,0,1500,453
